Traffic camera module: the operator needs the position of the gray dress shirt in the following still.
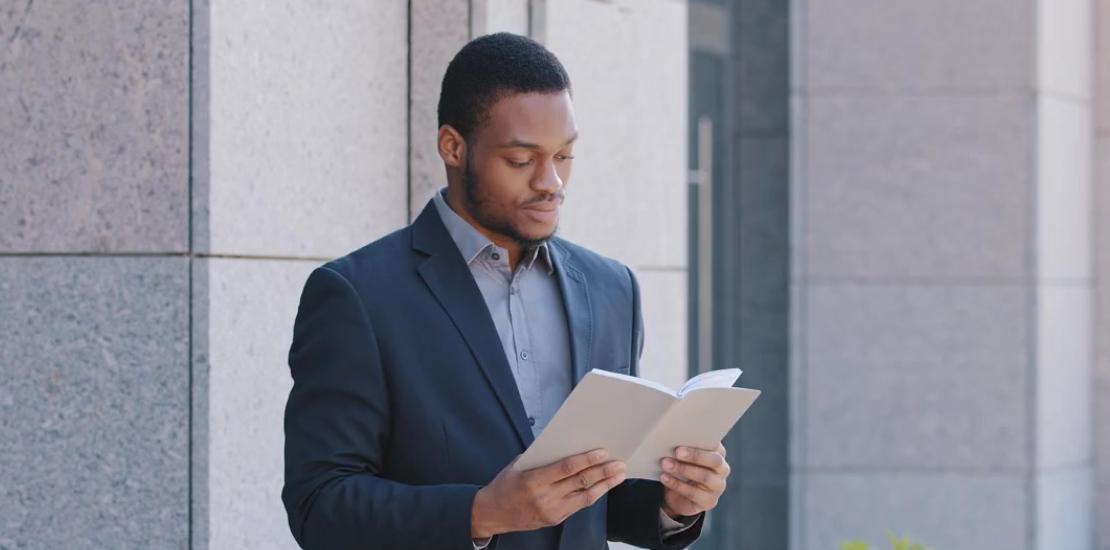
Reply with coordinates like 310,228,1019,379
432,190,694,548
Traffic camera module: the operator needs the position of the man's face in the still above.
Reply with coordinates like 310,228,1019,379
459,91,577,250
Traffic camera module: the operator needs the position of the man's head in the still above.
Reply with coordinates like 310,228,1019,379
436,33,577,253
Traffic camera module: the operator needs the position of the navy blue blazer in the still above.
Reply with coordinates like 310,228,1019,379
282,200,704,550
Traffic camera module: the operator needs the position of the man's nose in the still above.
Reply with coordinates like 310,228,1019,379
532,158,563,195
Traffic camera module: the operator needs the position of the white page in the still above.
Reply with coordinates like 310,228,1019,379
677,368,742,397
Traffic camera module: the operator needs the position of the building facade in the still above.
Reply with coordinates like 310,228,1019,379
1,1,1107,549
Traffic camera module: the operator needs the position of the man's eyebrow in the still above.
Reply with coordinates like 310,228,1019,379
498,133,579,150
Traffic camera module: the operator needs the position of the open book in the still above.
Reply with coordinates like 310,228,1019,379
515,368,760,479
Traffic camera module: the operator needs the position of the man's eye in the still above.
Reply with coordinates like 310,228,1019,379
507,159,533,168
556,155,575,162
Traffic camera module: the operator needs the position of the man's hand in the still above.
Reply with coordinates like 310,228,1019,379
659,442,730,519
471,449,627,538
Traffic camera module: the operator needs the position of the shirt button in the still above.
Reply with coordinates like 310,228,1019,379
528,417,536,426
510,287,518,295
520,350,529,360
491,252,501,261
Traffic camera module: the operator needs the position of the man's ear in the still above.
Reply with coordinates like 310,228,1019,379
438,125,466,169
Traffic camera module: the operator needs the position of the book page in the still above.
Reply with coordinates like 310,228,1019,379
624,387,760,480
677,368,742,397
514,370,677,472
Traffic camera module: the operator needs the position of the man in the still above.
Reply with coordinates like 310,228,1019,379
282,33,730,550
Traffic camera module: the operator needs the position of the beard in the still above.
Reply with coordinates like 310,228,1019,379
461,153,561,252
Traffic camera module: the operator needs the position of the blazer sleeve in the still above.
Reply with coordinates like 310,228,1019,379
605,267,705,550
282,266,482,550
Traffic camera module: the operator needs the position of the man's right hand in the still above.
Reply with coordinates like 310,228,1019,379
470,449,627,538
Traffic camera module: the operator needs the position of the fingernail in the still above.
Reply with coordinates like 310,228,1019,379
662,459,675,471
595,450,608,462
677,448,690,459
660,474,671,483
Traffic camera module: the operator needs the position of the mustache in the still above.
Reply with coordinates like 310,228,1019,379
523,191,566,206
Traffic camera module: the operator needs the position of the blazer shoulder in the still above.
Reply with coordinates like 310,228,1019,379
552,238,635,292
318,226,414,288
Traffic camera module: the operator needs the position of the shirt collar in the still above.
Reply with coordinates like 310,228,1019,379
432,188,554,274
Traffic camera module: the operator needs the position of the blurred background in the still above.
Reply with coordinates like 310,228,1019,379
0,0,1106,549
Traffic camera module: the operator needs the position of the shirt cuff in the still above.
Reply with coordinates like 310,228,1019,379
473,537,492,549
659,508,699,537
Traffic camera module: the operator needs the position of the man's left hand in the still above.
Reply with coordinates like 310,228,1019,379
659,442,729,519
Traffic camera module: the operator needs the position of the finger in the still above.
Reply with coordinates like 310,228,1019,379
554,461,626,496
533,449,609,484
660,458,724,491
570,470,627,512
717,442,727,459
676,446,729,474
660,473,716,511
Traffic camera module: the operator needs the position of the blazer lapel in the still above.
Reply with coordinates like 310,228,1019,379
551,241,593,385
412,202,534,449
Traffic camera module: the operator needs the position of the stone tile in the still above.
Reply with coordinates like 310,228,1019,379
0,257,189,549
546,0,688,268
1098,138,1110,505
1035,285,1092,470
1037,97,1093,281
802,284,1030,470
804,359,1028,472
1035,466,1093,550
806,283,1029,374
735,0,790,133
1037,0,1093,100
804,0,1032,92
1099,0,1110,131
409,0,471,219
804,95,1031,279
798,472,1028,550
636,269,689,394
472,0,529,37
206,0,409,258
199,258,316,550
0,1,189,253
1098,482,1110,550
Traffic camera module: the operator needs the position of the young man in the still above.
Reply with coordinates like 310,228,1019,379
282,33,729,550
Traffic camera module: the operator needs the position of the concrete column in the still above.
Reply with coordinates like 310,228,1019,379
0,1,190,548
791,1,1095,549
191,1,408,549
1094,0,1110,547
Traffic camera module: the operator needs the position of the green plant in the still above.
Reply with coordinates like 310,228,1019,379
840,531,935,550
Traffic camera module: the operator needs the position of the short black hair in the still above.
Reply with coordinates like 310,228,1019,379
437,32,571,143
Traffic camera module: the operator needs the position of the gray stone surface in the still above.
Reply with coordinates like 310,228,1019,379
409,0,471,219
1036,97,1093,281
804,0,1032,92
0,257,189,549
1035,466,1093,550
1035,285,1092,470
199,258,314,550
727,478,788,550
1037,0,1093,100
805,283,1028,373
205,0,409,258
1101,0,1110,131
0,0,189,253
636,270,689,393
472,0,529,36
545,0,688,269
798,472,1028,550
1096,136,1110,549
804,95,1031,279
804,357,1027,471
